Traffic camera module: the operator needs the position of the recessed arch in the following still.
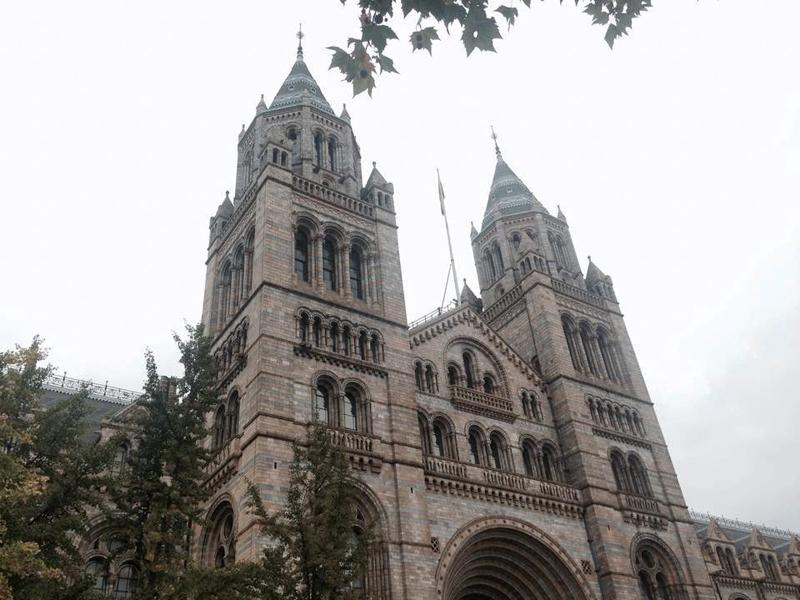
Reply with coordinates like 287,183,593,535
437,517,596,600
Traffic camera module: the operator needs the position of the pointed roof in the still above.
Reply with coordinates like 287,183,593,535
460,280,480,309
482,139,548,229
269,39,334,115
585,257,608,287
256,94,268,114
705,519,731,543
789,536,800,556
340,103,351,121
748,528,773,550
365,162,392,192
215,191,233,218
557,204,567,221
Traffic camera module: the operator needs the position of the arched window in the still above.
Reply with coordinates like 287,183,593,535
725,548,738,576
483,374,496,395
635,543,685,600
244,228,255,296
521,391,532,418
492,243,504,274
425,365,435,393
489,432,507,471
562,315,581,371
232,246,244,307
716,547,728,574
462,352,476,389
111,443,128,477
370,335,380,364
541,443,561,482
483,249,496,282
530,392,542,420
322,237,337,290
314,133,323,166
226,392,240,439
280,151,288,167
447,364,460,386
511,233,521,250
315,384,331,425
628,455,652,497
414,362,424,391
467,427,485,465
355,331,366,360
114,563,139,599
313,317,322,347
432,421,446,457
611,450,630,492
521,440,537,477
214,405,226,449
579,322,599,376
272,148,279,163
219,262,232,321
330,322,339,353
344,386,361,431
597,329,619,382
85,558,108,593
294,228,310,282
418,413,431,455
342,325,351,356
204,503,236,569
328,136,337,171
299,312,310,343
349,247,364,300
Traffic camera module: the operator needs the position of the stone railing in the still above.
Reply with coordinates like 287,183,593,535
620,492,661,515
328,428,375,454
327,427,383,474
450,385,515,422
423,456,583,518
482,284,523,322
424,455,468,479
551,279,606,309
293,176,374,218
43,373,140,405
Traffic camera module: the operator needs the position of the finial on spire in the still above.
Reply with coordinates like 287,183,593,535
372,161,377,168
297,23,304,59
225,190,230,200
588,255,592,262
491,125,502,158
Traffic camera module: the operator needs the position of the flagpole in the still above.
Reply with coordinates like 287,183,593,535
438,169,460,305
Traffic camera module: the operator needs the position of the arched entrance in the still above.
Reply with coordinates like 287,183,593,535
438,518,595,600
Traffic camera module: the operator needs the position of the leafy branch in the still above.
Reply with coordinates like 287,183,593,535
330,0,652,96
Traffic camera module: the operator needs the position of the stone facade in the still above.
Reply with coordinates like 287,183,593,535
84,43,799,600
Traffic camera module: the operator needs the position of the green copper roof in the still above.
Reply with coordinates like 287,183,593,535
269,49,334,115
482,153,548,229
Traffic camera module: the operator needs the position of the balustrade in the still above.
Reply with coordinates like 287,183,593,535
450,385,514,421
327,428,376,454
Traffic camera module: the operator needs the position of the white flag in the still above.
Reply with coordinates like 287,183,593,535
437,169,446,215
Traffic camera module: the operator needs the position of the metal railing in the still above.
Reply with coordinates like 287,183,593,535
43,373,140,405
408,300,460,331
689,509,797,539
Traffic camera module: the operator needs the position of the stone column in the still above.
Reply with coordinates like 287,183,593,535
342,244,352,299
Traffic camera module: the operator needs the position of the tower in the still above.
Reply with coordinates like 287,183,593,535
199,36,429,596
468,135,717,600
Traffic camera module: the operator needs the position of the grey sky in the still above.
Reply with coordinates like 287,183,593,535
1,1,798,529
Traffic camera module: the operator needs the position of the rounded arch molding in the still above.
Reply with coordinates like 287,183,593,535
435,516,598,600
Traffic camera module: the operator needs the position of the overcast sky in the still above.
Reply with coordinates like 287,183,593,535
1,1,798,530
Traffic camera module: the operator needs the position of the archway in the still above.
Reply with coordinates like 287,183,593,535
438,518,595,600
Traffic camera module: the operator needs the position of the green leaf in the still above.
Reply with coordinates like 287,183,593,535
376,53,399,74
361,23,398,53
461,9,502,56
409,26,439,54
496,5,519,29
604,23,618,49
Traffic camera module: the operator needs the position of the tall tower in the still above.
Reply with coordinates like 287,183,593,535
469,136,716,600
198,37,430,596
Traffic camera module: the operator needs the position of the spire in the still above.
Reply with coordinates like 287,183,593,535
470,221,479,239
340,103,351,122
482,129,548,229
296,23,304,59
705,519,731,543
491,125,501,158
216,190,233,218
269,31,335,115
557,204,567,221
460,280,482,311
256,94,267,114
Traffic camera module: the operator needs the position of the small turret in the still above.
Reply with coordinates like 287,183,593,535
460,280,482,312
585,256,617,301
238,124,246,141
340,103,351,122
364,161,394,211
209,191,234,244
256,94,267,114
557,204,567,222
470,221,479,240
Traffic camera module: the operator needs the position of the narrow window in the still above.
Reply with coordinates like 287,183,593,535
313,317,322,347
85,559,108,593
314,133,323,166
272,148,279,163
330,322,339,353
349,247,364,300
315,385,330,425
468,430,482,465
463,352,475,388
344,390,358,431
342,326,351,356
483,374,495,395
322,238,337,290
490,435,504,470
227,392,239,438
358,331,367,360
114,564,139,599
418,414,431,455
447,365,459,386
432,421,446,457
370,335,380,363
414,362,424,391
425,365,435,393
328,136,337,171
522,442,536,477
294,229,310,282
493,244,504,273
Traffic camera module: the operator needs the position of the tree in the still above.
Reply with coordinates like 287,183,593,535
330,0,652,96
105,324,219,599
0,337,111,600
245,423,369,600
